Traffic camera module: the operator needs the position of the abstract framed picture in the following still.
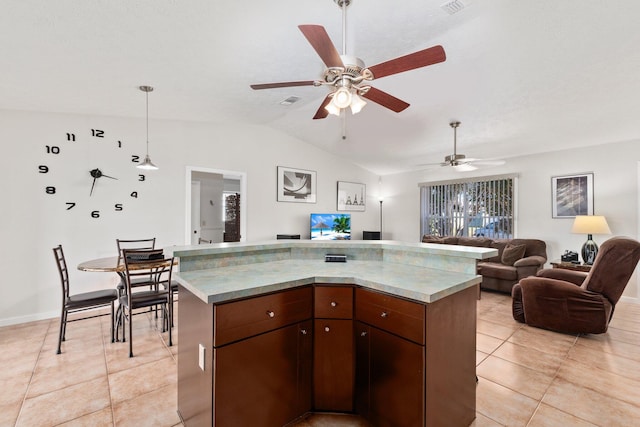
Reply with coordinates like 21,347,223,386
551,173,594,218
277,166,316,203
337,181,366,211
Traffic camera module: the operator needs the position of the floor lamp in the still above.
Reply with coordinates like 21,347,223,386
379,199,383,239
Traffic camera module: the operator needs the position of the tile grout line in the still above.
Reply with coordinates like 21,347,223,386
14,319,53,426
523,333,596,427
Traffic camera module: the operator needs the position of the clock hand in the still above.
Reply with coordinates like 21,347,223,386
90,176,97,196
101,174,118,180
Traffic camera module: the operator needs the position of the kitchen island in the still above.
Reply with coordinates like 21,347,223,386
169,240,497,427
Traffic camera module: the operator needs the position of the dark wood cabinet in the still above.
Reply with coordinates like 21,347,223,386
313,285,354,412
355,321,425,426
214,320,312,426
178,286,313,427
355,288,425,427
355,286,477,427
178,283,477,427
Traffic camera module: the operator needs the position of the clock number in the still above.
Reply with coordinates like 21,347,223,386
138,174,145,182
46,145,60,154
91,210,100,218
115,204,123,211
117,140,122,148
38,165,49,173
91,129,104,138
66,202,76,210
46,186,56,194
131,155,140,163
66,133,76,141
130,191,138,198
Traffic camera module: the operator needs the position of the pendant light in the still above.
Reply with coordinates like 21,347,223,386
137,85,158,170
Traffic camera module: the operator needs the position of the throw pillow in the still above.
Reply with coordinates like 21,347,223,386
501,243,526,266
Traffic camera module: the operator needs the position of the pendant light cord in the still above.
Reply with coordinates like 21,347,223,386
145,90,150,156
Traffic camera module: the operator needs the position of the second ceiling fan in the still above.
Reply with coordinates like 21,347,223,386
250,0,446,120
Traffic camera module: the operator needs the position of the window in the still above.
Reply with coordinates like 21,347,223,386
420,174,517,239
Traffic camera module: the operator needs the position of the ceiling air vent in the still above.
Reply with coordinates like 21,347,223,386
441,0,465,15
280,96,300,106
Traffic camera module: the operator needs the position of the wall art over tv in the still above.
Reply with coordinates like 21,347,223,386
337,181,366,211
277,166,316,203
551,172,594,218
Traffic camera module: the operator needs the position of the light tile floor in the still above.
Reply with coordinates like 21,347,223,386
2,291,640,426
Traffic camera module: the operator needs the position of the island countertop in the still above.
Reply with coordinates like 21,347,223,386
170,240,497,305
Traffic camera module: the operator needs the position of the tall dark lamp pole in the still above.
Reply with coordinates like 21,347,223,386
571,215,611,265
379,199,383,239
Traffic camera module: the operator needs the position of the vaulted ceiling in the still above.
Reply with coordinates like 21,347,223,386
3,0,640,174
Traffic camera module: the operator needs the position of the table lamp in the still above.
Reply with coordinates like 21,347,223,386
571,215,611,265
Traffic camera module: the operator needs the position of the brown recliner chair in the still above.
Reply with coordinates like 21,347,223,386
512,237,640,334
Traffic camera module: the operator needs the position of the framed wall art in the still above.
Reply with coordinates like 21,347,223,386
551,172,594,218
277,166,316,203
337,181,366,211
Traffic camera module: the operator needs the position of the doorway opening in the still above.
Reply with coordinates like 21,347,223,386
185,166,247,245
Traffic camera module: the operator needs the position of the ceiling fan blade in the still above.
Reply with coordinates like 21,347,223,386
367,45,446,79
298,25,344,68
250,81,316,90
361,87,410,113
312,95,332,120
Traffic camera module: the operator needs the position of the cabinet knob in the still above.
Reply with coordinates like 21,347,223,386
330,301,337,307
381,311,388,318
360,331,367,337
300,329,307,335
324,326,330,332
266,310,275,318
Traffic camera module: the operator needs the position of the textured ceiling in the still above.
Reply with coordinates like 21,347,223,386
2,0,640,174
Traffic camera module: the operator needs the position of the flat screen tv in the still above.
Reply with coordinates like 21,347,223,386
310,213,351,240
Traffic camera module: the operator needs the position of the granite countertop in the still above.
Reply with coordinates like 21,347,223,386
174,259,482,305
169,239,497,260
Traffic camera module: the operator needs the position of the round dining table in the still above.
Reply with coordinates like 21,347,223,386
77,256,176,274
77,256,126,274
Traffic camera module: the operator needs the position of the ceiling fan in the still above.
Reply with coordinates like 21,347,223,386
250,0,446,121
421,121,506,172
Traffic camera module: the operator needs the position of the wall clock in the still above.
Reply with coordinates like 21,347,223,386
38,128,147,218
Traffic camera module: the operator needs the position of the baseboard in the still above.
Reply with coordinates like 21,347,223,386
0,310,58,328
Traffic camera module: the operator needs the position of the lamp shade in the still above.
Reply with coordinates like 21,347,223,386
571,216,611,235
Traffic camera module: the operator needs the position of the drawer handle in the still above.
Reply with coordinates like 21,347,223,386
266,310,275,318
360,331,367,337
300,329,307,335
324,326,330,332
330,301,337,307
380,311,388,318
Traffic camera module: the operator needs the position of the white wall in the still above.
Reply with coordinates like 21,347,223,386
0,109,380,325
382,138,640,300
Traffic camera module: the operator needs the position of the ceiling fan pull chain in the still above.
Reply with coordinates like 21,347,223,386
342,111,347,140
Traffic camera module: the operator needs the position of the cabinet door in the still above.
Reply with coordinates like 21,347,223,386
214,321,312,427
313,319,354,411
355,321,424,427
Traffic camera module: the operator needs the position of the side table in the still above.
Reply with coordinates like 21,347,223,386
550,261,592,272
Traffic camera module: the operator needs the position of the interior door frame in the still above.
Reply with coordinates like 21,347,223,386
185,166,247,244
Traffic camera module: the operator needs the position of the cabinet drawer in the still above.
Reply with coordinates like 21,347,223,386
355,288,425,345
214,287,312,347
314,285,353,319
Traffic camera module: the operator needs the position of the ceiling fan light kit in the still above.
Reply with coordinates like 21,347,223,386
250,0,446,124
